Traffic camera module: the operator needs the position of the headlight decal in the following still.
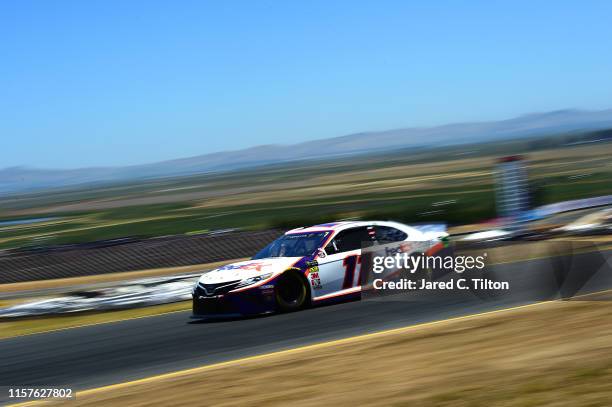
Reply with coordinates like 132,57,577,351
235,272,273,289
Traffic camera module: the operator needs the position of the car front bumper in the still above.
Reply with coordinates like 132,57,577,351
192,284,277,318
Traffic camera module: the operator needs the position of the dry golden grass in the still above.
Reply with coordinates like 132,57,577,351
4,142,610,219
54,294,612,407
189,143,612,210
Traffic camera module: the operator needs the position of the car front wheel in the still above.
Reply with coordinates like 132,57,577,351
275,271,309,312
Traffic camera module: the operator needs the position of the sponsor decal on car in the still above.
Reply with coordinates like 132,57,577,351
305,260,322,289
310,272,322,289
218,262,272,272
306,260,319,273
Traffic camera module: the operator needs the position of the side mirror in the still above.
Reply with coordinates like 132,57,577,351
316,248,327,258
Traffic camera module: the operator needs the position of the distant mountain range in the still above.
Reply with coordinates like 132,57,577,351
2,108,612,195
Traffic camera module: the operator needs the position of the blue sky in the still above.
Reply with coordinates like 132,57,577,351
1,0,611,169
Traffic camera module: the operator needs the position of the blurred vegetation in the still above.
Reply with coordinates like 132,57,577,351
0,129,611,250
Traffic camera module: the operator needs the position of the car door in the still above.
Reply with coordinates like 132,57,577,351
312,227,372,297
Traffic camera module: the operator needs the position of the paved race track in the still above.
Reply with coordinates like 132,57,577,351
1,250,611,404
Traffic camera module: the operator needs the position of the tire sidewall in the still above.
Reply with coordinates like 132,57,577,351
275,271,309,312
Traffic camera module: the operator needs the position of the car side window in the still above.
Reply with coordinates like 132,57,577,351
325,227,370,255
375,226,407,243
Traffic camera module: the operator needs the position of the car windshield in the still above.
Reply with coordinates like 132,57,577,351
252,232,330,259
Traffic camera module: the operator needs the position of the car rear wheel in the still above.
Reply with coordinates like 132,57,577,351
275,271,308,312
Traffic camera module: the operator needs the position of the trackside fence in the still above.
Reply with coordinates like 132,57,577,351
0,230,283,284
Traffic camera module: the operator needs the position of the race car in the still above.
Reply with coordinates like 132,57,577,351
192,220,448,317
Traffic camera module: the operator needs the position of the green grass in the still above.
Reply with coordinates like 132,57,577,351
1,137,610,250
2,170,610,250
0,301,191,339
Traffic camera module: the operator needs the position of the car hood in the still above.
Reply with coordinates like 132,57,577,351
198,257,302,285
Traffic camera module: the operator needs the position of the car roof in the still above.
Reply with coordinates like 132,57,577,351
285,220,406,235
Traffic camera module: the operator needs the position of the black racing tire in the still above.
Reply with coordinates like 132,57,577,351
275,271,309,312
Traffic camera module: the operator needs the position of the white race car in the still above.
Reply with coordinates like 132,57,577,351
192,220,448,317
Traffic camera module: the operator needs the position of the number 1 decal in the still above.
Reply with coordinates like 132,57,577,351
342,255,361,289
